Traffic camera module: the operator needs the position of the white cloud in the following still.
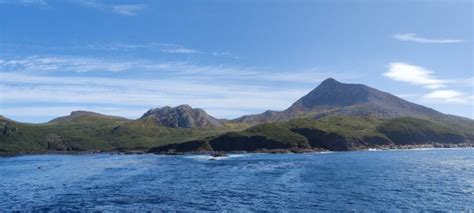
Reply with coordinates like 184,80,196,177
0,106,146,120
384,62,473,105
422,90,472,104
0,72,313,119
1,41,237,58
161,47,201,54
384,62,446,89
0,0,47,6
0,56,135,72
91,42,221,56
0,55,353,121
424,90,462,99
393,33,464,43
112,4,145,16
69,1,146,16
0,56,344,84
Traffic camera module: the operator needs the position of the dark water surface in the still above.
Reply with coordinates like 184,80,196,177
1,149,473,211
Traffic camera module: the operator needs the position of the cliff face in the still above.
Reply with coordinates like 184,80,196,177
140,105,224,128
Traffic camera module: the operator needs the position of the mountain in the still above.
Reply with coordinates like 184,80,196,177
140,105,224,128
153,78,474,153
1,78,473,156
48,111,130,124
235,78,449,124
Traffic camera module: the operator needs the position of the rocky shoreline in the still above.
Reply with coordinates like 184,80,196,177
148,142,474,155
1,143,472,158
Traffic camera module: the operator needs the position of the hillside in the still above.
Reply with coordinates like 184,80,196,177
1,78,473,156
0,112,233,156
151,116,473,153
234,78,453,124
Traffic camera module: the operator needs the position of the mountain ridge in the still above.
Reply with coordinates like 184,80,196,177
1,78,473,156
234,78,453,124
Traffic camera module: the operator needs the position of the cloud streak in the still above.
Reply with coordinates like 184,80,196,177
0,56,343,84
384,62,446,89
112,4,145,16
423,90,467,103
0,72,312,120
0,0,47,6
384,62,473,105
393,33,464,43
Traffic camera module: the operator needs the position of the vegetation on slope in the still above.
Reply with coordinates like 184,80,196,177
151,116,473,153
0,115,235,156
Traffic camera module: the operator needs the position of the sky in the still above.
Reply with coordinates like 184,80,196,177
0,0,472,123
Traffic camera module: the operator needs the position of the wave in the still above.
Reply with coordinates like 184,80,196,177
184,154,250,161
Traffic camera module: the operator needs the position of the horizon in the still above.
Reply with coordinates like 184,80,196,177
1,0,473,122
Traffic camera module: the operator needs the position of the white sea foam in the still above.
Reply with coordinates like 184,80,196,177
184,154,250,161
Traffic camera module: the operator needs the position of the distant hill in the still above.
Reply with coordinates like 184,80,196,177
48,111,130,124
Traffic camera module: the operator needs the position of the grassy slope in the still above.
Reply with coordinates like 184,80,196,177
152,116,473,152
1,114,473,155
0,115,237,155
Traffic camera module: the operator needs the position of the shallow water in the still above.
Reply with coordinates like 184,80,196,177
1,149,473,211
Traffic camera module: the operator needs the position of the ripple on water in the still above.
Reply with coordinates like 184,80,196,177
1,149,473,211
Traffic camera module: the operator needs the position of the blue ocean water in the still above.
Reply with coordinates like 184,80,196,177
1,149,473,211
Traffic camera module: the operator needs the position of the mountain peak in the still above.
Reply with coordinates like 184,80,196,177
235,78,443,124
70,111,100,116
319,77,340,85
48,111,129,124
287,79,372,111
141,105,224,128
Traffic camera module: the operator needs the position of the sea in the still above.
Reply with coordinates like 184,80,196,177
1,148,473,211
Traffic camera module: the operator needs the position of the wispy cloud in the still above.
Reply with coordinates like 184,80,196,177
0,54,351,121
87,42,230,56
423,90,467,103
112,4,145,16
0,0,48,6
65,0,147,16
0,1,147,16
384,62,473,105
0,106,146,120
0,56,136,72
159,47,201,54
393,33,464,43
384,62,446,89
0,54,353,121
0,56,343,84
1,41,235,58
0,72,312,119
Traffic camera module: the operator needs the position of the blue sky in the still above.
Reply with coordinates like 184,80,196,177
0,0,472,123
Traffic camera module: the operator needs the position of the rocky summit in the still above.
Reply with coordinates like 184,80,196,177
235,78,450,124
140,105,224,128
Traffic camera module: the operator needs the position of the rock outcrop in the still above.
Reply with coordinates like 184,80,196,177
140,105,224,128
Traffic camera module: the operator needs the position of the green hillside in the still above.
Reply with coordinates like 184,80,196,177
0,115,234,156
151,116,473,153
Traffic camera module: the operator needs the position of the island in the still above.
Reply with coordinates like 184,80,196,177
1,78,473,156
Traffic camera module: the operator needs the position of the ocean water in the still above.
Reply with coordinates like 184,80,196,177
1,149,473,211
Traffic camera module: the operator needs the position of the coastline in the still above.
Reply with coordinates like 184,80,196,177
1,143,473,158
